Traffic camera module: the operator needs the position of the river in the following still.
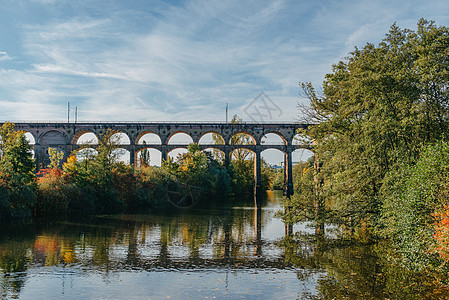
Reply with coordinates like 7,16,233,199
0,191,445,299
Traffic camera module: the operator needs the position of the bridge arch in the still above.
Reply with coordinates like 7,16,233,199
72,131,99,145
260,132,286,145
260,147,286,156
23,131,36,145
111,147,130,163
136,131,162,145
38,130,67,145
109,131,131,145
292,132,312,148
75,147,98,161
167,146,189,161
292,148,314,163
261,148,286,180
36,130,68,168
198,131,225,145
167,132,194,145
136,147,162,167
202,147,225,162
229,131,256,146
230,146,255,161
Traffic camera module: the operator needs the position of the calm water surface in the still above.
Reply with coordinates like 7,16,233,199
0,191,445,299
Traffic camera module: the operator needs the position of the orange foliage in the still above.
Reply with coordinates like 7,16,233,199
432,206,449,260
36,168,63,184
36,169,63,187
33,235,76,265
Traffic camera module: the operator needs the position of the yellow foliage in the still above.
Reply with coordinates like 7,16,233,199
63,155,77,173
303,167,309,176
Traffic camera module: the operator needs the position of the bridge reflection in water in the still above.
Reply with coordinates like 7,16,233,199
0,191,438,299
7,121,312,201
29,195,285,270
0,192,306,299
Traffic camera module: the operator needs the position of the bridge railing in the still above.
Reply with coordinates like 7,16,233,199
2,120,310,125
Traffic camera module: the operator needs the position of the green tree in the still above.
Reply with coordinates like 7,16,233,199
382,141,449,271
94,130,124,172
0,122,35,183
282,159,316,224
162,142,229,196
270,169,284,190
0,122,36,217
300,19,449,234
139,141,151,167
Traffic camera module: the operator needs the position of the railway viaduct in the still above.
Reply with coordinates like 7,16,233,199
3,122,312,200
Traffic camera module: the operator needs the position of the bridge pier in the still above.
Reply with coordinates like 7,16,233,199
33,144,41,171
283,148,294,235
161,146,167,162
223,146,230,168
129,143,135,166
283,149,294,197
254,148,263,207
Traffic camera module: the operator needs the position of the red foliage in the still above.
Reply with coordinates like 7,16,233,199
432,206,449,260
36,168,63,184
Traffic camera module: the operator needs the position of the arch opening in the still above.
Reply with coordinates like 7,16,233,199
30,149,35,160
260,148,285,168
261,148,286,191
24,132,36,145
39,130,66,146
75,148,98,161
229,132,256,146
111,148,130,164
137,132,162,145
202,147,225,162
230,147,255,161
292,148,314,164
75,132,98,145
167,132,194,145
136,148,162,167
168,148,188,161
37,131,68,169
110,132,130,146
261,133,286,145
198,132,224,145
292,133,312,147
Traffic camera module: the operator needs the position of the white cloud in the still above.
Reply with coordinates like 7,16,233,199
1,0,449,122
29,0,58,4
0,51,11,61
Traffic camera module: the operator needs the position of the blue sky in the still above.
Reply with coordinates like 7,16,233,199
1,0,449,123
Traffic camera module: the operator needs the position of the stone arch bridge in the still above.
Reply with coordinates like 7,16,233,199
5,122,311,199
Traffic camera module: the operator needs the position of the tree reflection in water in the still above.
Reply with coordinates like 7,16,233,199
0,194,447,299
279,233,449,299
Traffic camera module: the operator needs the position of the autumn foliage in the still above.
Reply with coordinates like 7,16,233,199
432,207,449,261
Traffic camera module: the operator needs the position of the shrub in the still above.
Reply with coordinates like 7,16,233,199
381,141,449,270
